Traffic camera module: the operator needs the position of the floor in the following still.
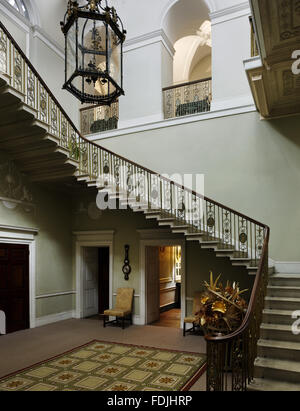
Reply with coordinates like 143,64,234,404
0,318,206,391
152,309,181,328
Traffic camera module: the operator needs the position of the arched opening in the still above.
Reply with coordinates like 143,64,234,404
5,0,30,20
162,0,212,119
3,0,40,26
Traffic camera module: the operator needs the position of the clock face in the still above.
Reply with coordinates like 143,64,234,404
122,264,131,275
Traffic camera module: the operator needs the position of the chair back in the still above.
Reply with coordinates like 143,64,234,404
115,288,134,312
192,292,202,315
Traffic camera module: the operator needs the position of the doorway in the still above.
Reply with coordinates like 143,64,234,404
145,245,183,328
0,243,29,334
81,246,110,318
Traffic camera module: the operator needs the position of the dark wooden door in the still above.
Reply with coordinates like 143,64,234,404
98,247,109,314
146,246,160,324
0,243,29,334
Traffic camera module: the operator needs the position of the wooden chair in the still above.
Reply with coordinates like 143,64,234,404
103,288,134,329
183,292,202,337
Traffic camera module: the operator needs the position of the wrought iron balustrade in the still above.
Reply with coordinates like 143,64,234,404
80,103,119,136
0,20,269,391
163,78,212,119
206,226,269,391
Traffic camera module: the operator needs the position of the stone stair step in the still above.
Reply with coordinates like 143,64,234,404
171,225,190,233
247,267,259,275
269,274,300,287
130,204,149,211
157,217,175,226
200,237,220,248
76,173,90,182
186,234,205,242
246,266,274,276
185,232,205,236
258,339,300,361
254,357,300,384
267,285,300,298
144,211,162,219
248,378,300,391
260,323,300,343
265,296,300,311
87,180,98,187
231,257,251,262
215,248,235,257
119,198,142,206
263,308,295,326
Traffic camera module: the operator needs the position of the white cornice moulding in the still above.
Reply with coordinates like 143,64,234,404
73,230,115,236
210,2,251,25
88,102,257,141
32,25,65,60
0,224,38,235
73,230,115,243
124,29,175,58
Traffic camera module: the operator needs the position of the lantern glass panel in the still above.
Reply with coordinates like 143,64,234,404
107,26,121,87
79,18,107,74
66,23,76,81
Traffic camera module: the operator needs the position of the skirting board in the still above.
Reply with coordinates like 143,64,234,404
35,310,75,328
35,312,143,328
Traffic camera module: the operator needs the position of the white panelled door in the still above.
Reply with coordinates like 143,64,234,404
82,247,99,318
146,246,160,324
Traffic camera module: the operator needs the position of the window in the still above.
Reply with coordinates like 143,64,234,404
5,0,29,20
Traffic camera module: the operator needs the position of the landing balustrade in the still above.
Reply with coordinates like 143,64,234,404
80,102,119,136
163,78,212,119
0,20,269,391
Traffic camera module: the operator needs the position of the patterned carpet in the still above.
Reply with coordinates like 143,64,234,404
0,340,206,391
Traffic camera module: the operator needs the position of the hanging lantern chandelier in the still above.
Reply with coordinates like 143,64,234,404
60,0,126,105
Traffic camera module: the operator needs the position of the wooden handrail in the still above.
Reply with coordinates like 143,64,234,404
205,225,269,343
163,77,212,92
0,20,266,229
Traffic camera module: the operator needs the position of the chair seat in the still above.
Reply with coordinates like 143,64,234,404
104,309,131,317
184,316,197,324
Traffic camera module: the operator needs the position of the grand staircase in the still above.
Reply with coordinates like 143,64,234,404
248,273,300,391
0,21,283,391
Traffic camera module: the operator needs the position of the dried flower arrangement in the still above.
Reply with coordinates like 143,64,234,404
196,272,248,335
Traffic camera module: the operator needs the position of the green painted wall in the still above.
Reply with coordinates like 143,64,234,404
72,194,254,319
72,194,158,316
185,242,253,316
95,111,300,262
0,151,73,319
